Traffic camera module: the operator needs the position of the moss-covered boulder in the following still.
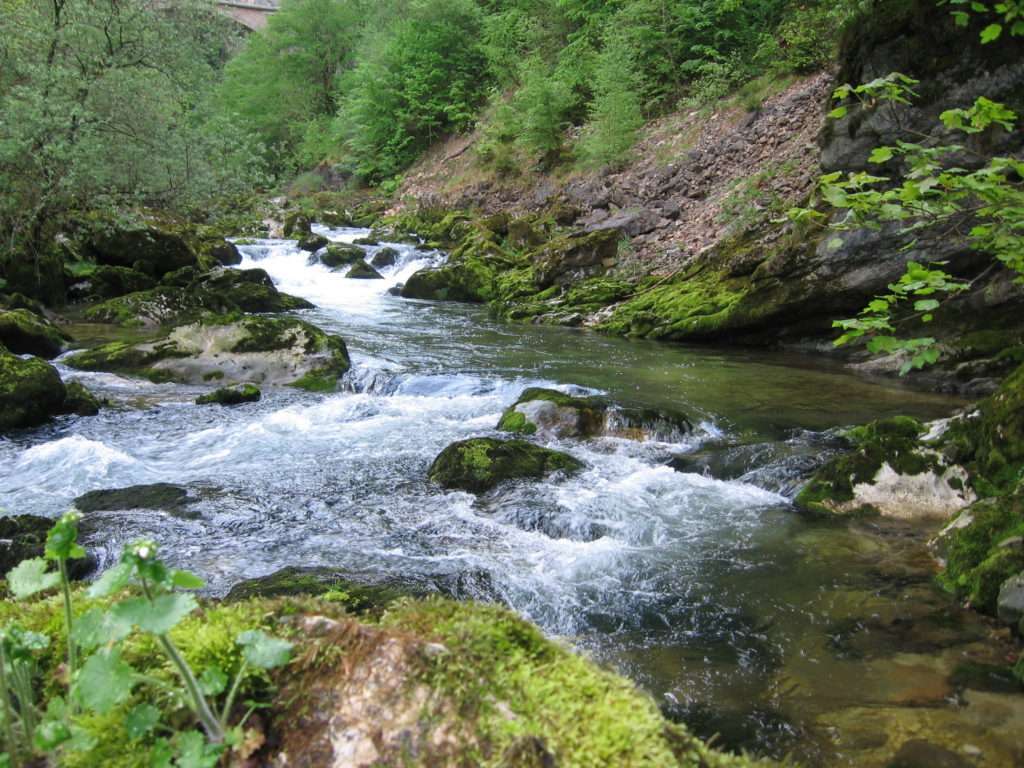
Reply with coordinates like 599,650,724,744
73,483,196,517
795,417,974,519
0,349,67,431
370,247,399,268
530,228,620,288
62,380,102,416
401,260,495,302
345,261,383,280
195,383,261,406
0,292,48,317
83,212,198,277
196,237,242,267
0,309,66,358
429,437,583,493
318,243,365,268
297,232,329,252
0,515,95,579
65,315,350,390
225,566,415,615
933,490,1024,614
282,210,312,237
497,387,692,441
83,267,312,327
67,264,156,302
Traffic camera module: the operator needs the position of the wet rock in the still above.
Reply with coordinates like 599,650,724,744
886,739,973,768
401,265,488,302
0,349,67,431
195,383,261,406
297,232,329,252
61,380,103,416
0,309,66,358
0,515,96,580
352,236,379,246
282,211,311,238
83,267,312,327
386,283,404,296
370,247,398,268
225,566,415,615
73,483,203,520
429,437,583,493
531,228,620,288
69,265,156,301
795,417,974,519
65,315,350,391
997,573,1024,628
318,243,365,268
0,292,47,317
345,261,383,280
949,661,1022,694
198,238,242,267
497,387,691,442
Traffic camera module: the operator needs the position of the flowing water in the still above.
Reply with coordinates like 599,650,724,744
3,227,1022,765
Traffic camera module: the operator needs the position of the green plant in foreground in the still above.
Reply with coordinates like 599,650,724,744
1,515,293,766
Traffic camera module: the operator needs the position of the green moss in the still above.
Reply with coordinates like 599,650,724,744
496,410,537,435
795,417,930,516
428,437,584,493
0,308,66,358
63,380,102,416
195,384,261,406
0,348,67,430
288,369,341,393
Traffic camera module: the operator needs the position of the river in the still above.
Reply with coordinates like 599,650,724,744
3,226,1021,765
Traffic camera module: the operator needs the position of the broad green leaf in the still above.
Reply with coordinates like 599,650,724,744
980,23,1003,42
171,570,206,590
827,106,848,119
87,562,134,598
237,630,293,670
913,299,940,312
71,607,133,650
7,557,60,599
111,593,198,635
150,738,175,768
45,512,86,561
34,717,72,750
868,146,894,164
76,649,136,714
199,665,228,696
175,730,221,768
125,703,161,739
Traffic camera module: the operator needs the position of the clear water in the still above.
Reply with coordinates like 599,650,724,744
3,228,1020,765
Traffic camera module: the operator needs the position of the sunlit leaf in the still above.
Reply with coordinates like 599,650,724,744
7,557,60,599
237,630,293,670
76,649,136,714
87,562,133,598
111,593,198,635
125,703,161,740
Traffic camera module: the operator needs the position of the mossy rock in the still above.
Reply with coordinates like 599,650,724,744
83,211,198,277
429,437,583,493
62,380,102,416
224,566,413,615
297,232,329,252
497,387,692,441
0,515,95,579
282,210,312,237
0,292,47,317
936,490,1024,614
370,247,399,268
196,238,242,267
0,349,67,431
352,236,379,246
530,228,620,288
69,265,156,301
73,483,193,516
345,261,383,280
319,243,365,268
65,315,350,389
794,417,972,518
195,383,261,406
401,260,495,302
0,309,66,358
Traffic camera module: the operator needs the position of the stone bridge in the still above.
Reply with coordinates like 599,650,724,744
216,0,278,30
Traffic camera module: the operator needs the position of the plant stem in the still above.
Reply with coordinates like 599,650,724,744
57,557,76,712
157,635,224,743
220,660,248,725
0,642,22,768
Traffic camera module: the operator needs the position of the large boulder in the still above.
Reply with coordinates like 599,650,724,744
68,265,156,301
401,261,494,302
225,566,416,615
795,417,974,519
531,229,620,288
62,380,103,416
497,387,691,441
65,315,350,391
428,437,583,493
0,349,67,431
82,267,312,327
297,232,329,252
195,383,261,406
318,243,365,268
370,247,399,268
0,309,66,358
83,214,198,277
0,515,95,580
346,262,383,280
73,483,196,517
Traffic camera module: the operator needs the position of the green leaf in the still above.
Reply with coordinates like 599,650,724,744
170,570,205,590
199,666,228,696
45,511,86,561
125,703,161,740
76,649,136,714
87,562,134,598
237,630,293,670
827,106,848,119
868,146,894,164
980,23,1003,42
7,557,61,599
111,593,198,635
913,299,940,312
34,717,72,750
174,730,221,768
72,607,133,650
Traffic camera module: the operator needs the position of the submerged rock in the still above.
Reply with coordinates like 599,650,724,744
0,349,67,431
795,417,974,519
497,387,691,441
429,437,583,493
370,247,399,268
62,380,103,416
65,315,350,391
0,309,66,358
318,243,365,268
0,515,95,579
297,232,329,252
195,383,261,406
